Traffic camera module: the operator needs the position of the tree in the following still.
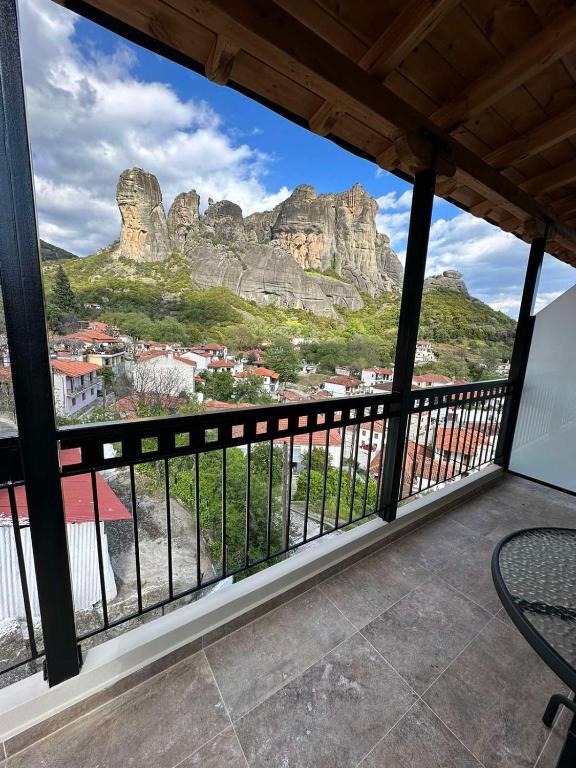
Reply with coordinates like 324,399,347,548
263,338,300,382
51,266,79,314
203,371,235,402
234,373,273,404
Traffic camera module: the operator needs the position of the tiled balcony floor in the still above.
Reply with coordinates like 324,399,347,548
4,473,576,768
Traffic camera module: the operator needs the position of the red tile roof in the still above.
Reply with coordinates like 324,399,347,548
369,440,451,496
63,331,118,343
0,366,12,382
207,360,235,368
0,449,131,523
50,359,100,377
435,426,486,456
412,373,452,384
325,375,361,387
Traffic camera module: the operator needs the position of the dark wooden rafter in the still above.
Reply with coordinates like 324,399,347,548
205,33,239,85
430,7,576,132
484,104,576,170
54,0,576,264
307,0,461,136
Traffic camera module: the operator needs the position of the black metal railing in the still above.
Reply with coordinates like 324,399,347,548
0,380,512,683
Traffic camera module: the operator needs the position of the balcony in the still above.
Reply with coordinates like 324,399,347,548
1,472,574,767
1,0,576,766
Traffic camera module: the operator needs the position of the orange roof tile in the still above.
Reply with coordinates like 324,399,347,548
50,359,100,377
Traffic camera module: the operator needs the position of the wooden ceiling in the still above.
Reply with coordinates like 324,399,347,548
58,0,576,267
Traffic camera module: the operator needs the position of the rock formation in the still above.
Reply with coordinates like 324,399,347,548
116,168,172,262
424,270,469,295
112,168,404,316
167,190,200,250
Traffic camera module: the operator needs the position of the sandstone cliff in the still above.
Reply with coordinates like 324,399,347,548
113,168,403,317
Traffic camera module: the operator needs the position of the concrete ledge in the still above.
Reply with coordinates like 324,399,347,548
0,465,502,753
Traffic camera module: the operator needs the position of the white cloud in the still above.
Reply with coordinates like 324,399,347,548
18,0,290,255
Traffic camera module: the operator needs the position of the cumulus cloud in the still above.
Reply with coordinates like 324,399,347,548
18,0,290,254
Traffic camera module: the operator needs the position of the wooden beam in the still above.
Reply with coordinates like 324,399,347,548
484,104,576,170
205,33,239,85
308,0,459,135
521,159,576,195
63,0,576,252
431,7,576,131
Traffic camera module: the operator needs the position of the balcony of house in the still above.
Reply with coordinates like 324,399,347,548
1,0,576,766
0,470,574,768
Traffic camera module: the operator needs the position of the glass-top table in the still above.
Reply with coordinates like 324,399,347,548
493,527,576,768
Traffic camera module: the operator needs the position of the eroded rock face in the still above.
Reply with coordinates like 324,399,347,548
167,190,200,250
424,270,469,295
268,182,403,295
112,169,403,316
116,168,172,262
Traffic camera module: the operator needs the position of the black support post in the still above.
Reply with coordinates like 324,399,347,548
0,0,80,685
495,233,546,468
379,161,437,522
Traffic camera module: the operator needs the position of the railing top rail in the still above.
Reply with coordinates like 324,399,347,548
410,378,512,407
57,391,398,475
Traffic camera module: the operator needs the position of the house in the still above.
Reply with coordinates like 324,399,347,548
414,340,436,364
334,365,353,377
236,366,280,394
190,342,228,359
207,359,236,374
179,349,212,370
50,359,100,417
86,349,126,373
240,349,264,364
63,330,118,348
361,367,394,388
412,373,452,388
369,441,451,497
131,351,202,396
0,448,131,619
496,360,511,377
280,389,307,403
110,393,187,419
434,426,486,466
323,375,361,397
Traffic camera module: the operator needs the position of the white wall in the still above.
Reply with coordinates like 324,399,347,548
510,283,576,492
0,522,117,620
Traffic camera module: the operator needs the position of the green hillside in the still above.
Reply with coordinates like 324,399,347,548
41,253,516,381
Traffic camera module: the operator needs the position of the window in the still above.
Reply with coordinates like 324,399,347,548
71,397,76,406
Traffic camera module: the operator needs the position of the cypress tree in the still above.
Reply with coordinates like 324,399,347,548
51,265,78,313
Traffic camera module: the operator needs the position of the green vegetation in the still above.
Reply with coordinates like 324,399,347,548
42,254,516,381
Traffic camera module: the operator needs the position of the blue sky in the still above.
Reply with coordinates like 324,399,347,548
18,0,576,317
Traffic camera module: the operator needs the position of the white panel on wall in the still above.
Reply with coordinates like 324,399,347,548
510,283,576,492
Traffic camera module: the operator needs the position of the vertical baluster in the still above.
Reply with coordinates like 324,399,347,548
303,432,313,543
418,406,432,493
458,394,474,476
362,420,375,516
129,465,143,614
164,458,173,599
445,398,463,483
320,429,330,533
335,424,346,529
266,441,274,556
222,448,227,576
473,394,489,470
90,471,109,629
348,421,361,523
408,409,423,497
194,453,201,588
375,420,387,513
435,397,450,486
8,483,37,658
284,436,294,549
244,443,251,569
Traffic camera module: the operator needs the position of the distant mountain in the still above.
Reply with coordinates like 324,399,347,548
40,240,78,261
103,168,404,317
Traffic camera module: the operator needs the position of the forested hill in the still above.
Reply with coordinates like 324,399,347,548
41,251,516,381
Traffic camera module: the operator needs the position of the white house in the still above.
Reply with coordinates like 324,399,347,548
207,360,236,374
236,367,280,394
190,343,228,359
415,340,436,364
0,449,131,620
361,367,393,388
131,351,202,395
323,375,361,397
179,349,212,370
50,359,100,417
86,349,126,373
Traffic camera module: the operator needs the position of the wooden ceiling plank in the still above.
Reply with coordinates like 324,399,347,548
430,7,576,131
521,159,576,195
308,0,460,135
486,103,576,170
